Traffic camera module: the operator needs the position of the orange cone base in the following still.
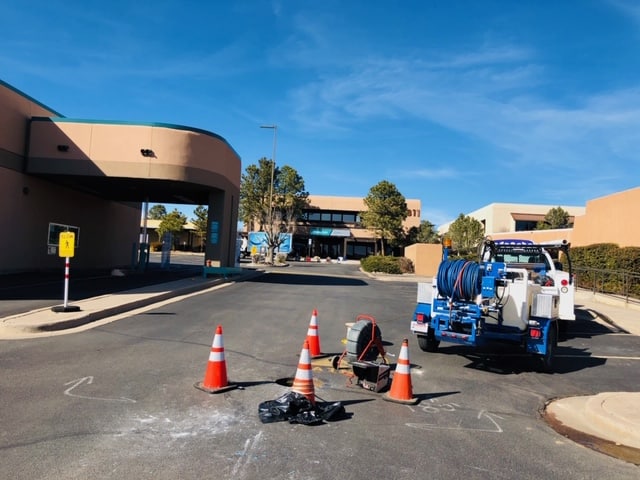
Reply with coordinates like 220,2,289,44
194,381,239,394
382,391,418,405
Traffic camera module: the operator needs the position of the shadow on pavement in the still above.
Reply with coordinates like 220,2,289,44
246,272,368,286
0,263,203,317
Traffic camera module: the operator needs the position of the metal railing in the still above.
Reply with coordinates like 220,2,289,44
573,266,640,305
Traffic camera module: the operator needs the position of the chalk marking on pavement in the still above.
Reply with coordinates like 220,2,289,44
230,430,263,477
64,376,136,403
405,403,504,433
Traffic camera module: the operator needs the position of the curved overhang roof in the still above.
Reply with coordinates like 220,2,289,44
26,117,241,205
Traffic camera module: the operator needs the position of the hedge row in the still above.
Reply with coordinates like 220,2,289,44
570,243,640,298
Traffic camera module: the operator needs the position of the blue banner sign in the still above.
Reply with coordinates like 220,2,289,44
248,232,292,254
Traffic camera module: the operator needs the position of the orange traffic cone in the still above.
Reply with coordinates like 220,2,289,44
383,339,418,405
195,325,238,394
291,339,315,404
306,309,323,357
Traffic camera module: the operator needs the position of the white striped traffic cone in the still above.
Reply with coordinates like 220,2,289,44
291,339,315,404
383,339,418,404
306,309,322,357
195,325,238,394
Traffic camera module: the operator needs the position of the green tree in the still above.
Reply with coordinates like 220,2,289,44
404,220,441,245
239,158,308,262
239,157,273,231
360,180,407,255
191,205,208,252
157,209,187,247
274,165,309,234
537,206,571,230
148,204,167,220
447,214,485,256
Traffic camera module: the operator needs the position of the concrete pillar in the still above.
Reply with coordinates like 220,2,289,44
205,189,238,267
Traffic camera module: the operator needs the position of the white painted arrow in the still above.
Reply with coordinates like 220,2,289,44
64,376,136,403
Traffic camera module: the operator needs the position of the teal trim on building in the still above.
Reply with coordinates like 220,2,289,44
0,79,64,117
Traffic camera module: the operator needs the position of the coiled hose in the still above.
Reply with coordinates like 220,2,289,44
436,259,482,302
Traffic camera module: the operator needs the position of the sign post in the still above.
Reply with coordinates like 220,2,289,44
52,231,81,313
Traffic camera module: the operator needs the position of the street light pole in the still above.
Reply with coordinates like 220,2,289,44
260,124,277,228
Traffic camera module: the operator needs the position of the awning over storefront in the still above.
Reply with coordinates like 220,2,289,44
511,213,545,221
309,228,351,237
511,213,575,222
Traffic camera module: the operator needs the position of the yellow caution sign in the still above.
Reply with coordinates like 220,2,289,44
59,231,75,258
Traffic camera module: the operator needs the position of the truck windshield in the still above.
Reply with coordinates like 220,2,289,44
494,250,549,268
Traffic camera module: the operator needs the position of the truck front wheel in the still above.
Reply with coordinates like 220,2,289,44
417,331,439,352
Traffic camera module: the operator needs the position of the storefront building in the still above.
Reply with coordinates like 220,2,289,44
289,195,422,260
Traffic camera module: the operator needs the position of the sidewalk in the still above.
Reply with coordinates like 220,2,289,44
0,268,263,339
0,268,639,463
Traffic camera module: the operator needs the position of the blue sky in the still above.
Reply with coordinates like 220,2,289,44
2,1,639,227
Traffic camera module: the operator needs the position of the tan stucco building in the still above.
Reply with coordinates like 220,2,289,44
570,187,640,248
1,79,240,273
294,195,421,259
435,188,639,249
437,203,586,236
407,187,640,275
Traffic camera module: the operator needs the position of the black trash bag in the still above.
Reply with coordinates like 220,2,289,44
316,401,346,421
258,391,345,425
288,409,323,426
258,391,313,424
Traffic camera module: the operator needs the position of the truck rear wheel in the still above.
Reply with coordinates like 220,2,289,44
538,322,558,373
417,331,439,352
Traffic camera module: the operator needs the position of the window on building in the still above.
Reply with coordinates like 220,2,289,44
302,209,362,225
515,220,538,231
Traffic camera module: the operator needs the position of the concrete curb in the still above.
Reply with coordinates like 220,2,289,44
585,393,640,449
545,393,640,451
1,269,266,336
37,280,220,332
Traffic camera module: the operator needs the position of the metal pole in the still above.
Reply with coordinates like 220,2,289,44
63,257,70,308
260,124,277,227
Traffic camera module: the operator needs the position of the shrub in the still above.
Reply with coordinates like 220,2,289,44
397,256,415,273
360,255,413,274
570,243,640,298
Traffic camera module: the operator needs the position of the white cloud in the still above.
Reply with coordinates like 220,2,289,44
393,167,460,180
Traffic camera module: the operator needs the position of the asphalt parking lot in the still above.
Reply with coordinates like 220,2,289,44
1,254,639,478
